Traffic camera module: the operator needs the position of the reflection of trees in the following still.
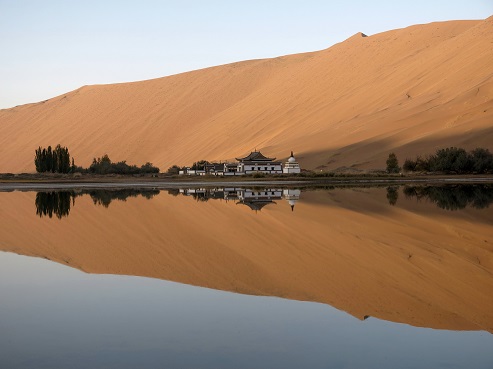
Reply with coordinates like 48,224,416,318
191,193,209,202
403,185,493,210
35,189,160,218
35,191,73,219
167,188,180,197
386,186,399,206
86,189,160,208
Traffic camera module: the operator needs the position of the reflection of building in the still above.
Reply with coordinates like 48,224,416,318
176,187,301,212
180,150,300,176
237,189,283,211
283,189,301,211
283,152,301,174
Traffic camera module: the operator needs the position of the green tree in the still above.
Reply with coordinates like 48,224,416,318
34,147,43,172
167,165,181,175
386,152,401,173
140,162,159,174
34,144,71,173
470,148,493,174
191,160,208,170
432,147,472,173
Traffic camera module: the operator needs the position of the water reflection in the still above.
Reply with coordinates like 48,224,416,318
33,185,493,219
386,186,399,206
402,184,493,210
35,191,73,219
2,185,493,336
34,187,301,218
2,251,492,369
175,188,300,211
34,188,160,218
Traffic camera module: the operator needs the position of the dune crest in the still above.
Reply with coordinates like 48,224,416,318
0,18,492,173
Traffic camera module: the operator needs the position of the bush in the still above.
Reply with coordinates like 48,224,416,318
403,147,493,174
386,153,401,173
431,147,472,173
89,154,159,174
470,148,493,174
167,165,182,175
403,158,416,172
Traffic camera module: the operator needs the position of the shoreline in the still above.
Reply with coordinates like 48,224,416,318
1,175,493,191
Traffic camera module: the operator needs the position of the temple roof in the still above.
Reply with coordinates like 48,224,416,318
236,151,276,162
236,200,276,211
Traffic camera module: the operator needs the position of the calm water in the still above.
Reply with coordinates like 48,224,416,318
1,185,492,368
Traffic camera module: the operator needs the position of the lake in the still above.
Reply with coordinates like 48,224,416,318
1,184,492,368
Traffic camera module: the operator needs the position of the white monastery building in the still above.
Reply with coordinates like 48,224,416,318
283,151,301,174
179,150,301,176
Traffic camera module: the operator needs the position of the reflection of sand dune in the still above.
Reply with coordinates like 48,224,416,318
1,18,493,173
1,189,492,333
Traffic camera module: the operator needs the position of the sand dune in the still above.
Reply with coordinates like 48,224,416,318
1,188,492,333
0,18,492,173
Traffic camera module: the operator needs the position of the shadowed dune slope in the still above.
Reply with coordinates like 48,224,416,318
0,18,492,173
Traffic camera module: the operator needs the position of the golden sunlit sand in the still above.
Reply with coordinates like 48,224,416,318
0,18,492,173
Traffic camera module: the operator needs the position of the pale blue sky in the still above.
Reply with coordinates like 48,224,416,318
0,0,491,109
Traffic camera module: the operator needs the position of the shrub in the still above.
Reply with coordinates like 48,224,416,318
403,159,416,172
167,165,182,175
386,153,401,173
403,147,492,174
89,155,159,174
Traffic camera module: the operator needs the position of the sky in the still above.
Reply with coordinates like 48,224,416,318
0,0,492,109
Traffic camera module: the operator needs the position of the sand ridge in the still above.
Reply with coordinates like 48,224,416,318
0,18,492,173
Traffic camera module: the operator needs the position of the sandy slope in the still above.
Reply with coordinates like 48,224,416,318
0,18,492,173
0,188,492,333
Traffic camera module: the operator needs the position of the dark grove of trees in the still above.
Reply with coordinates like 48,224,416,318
403,147,493,174
88,154,159,175
34,145,73,173
34,146,160,175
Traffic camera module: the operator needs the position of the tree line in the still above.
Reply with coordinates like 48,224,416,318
88,154,159,175
402,147,493,174
34,146,159,174
34,145,74,173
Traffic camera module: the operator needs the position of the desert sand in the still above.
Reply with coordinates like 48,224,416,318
0,18,492,173
0,188,492,333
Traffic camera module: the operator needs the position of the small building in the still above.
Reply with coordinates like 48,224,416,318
204,163,225,176
222,163,241,176
236,151,283,175
283,151,301,174
179,150,301,175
